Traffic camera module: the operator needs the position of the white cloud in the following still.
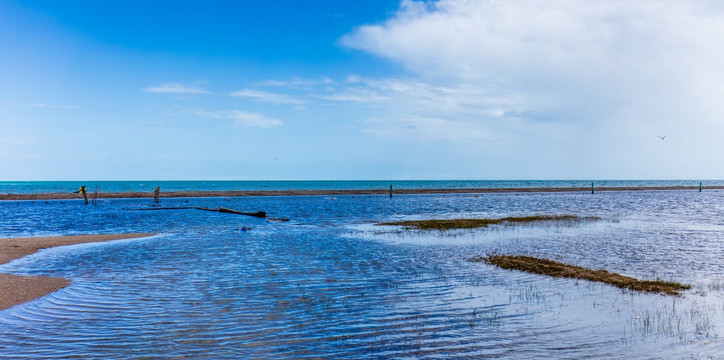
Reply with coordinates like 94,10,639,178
318,89,391,104
194,110,282,128
144,83,209,94
333,0,724,179
229,89,305,105
227,110,282,128
342,0,724,129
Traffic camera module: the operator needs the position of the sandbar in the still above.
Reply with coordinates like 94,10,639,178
0,233,153,310
2,186,723,201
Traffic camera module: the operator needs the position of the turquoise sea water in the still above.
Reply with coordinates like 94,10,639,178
1,187,723,358
1,179,722,194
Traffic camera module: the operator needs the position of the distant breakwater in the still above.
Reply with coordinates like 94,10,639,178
3,186,724,201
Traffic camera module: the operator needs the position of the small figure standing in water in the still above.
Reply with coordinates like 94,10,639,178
74,185,88,204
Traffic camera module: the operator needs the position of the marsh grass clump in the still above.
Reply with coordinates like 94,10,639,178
471,255,691,296
91,184,101,206
380,215,598,230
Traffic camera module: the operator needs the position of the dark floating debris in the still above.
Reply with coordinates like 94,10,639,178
267,218,290,223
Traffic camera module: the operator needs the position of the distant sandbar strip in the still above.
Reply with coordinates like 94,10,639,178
0,233,154,311
2,186,723,201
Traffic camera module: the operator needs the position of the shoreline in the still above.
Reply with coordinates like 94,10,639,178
0,233,154,311
2,185,723,201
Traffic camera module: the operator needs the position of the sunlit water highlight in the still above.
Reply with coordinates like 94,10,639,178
1,190,723,358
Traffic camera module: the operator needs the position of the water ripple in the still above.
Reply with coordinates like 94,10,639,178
1,191,724,358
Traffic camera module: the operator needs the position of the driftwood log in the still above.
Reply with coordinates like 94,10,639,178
133,206,267,218
193,207,266,218
218,207,266,218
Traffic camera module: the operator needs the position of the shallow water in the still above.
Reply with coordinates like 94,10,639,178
1,191,723,358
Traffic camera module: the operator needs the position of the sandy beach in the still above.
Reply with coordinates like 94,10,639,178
0,233,153,310
2,185,723,201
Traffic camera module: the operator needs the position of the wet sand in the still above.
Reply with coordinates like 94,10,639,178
2,186,723,201
0,233,154,310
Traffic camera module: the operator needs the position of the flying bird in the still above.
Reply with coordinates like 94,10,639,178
657,135,667,140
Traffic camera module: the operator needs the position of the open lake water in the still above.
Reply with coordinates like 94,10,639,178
1,184,723,358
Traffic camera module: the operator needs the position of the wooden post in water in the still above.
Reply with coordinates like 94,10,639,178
390,184,393,198
154,186,160,203
591,182,594,194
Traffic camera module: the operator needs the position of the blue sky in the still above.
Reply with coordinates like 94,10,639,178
2,0,724,180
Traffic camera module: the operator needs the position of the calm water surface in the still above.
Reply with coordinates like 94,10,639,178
1,190,723,358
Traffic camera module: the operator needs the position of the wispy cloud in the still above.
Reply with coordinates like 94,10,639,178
0,136,35,147
322,75,525,124
226,110,282,128
143,83,209,94
229,89,305,105
10,101,80,110
254,77,334,88
318,92,391,104
221,72,531,141
194,110,282,128
363,115,492,142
